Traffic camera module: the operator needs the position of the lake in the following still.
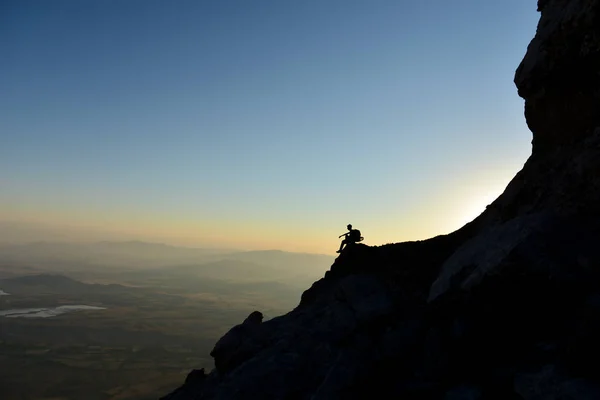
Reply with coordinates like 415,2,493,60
0,305,106,318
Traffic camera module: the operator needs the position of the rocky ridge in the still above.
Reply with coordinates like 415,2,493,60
161,1,600,398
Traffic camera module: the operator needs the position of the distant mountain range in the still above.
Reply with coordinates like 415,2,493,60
0,273,131,296
0,241,334,282
0,270,306,311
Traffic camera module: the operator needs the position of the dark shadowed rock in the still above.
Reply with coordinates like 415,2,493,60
160,1,600,398
514,365,600,400
184,369,206,385
515,0,600,152
209,311,266,373
443,385,483,400
159,369,206,400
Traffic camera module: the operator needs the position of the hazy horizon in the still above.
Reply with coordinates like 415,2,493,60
1,1,539,253
0,220,334,255
0,228,333,399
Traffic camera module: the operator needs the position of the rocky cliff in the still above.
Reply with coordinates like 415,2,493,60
161,1,600,398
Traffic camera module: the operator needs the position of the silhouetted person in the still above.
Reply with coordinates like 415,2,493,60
337,224,362,253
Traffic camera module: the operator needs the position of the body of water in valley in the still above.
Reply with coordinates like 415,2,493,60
0,305,106,318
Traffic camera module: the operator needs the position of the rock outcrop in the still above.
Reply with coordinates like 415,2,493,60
161,1,600,398
209,311,266,373
515,0,600,152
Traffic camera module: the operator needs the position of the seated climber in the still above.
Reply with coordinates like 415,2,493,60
336,224,363,253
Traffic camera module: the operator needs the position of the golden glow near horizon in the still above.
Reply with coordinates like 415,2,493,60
1,172,513,254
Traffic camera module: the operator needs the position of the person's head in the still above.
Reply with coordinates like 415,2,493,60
347,224,352,230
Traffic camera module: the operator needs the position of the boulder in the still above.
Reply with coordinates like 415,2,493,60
210,311,266,373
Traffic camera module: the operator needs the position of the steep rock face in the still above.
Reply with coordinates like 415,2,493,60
161,1,600,399
515,0,600,152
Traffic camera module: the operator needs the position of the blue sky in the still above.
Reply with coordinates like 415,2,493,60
0,0,539,252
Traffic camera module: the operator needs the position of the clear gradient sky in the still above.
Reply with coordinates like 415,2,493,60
1,1,539,253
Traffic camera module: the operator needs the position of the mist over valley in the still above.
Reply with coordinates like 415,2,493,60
0,241,332,399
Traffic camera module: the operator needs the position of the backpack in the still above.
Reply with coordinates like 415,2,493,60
351,229,361,241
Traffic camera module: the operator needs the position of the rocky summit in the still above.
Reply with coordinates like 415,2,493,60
161,1,600,399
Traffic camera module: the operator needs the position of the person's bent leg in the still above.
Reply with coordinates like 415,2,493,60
337,238,350,253
339,238,351,253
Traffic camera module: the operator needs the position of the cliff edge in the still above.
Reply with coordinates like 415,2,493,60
162,1,600,398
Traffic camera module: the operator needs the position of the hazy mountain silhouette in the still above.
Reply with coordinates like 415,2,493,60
216,250,333,272
1,273,86,290
0,241,332,273
0,273,133,296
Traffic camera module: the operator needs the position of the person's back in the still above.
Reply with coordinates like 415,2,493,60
350,228,361,242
